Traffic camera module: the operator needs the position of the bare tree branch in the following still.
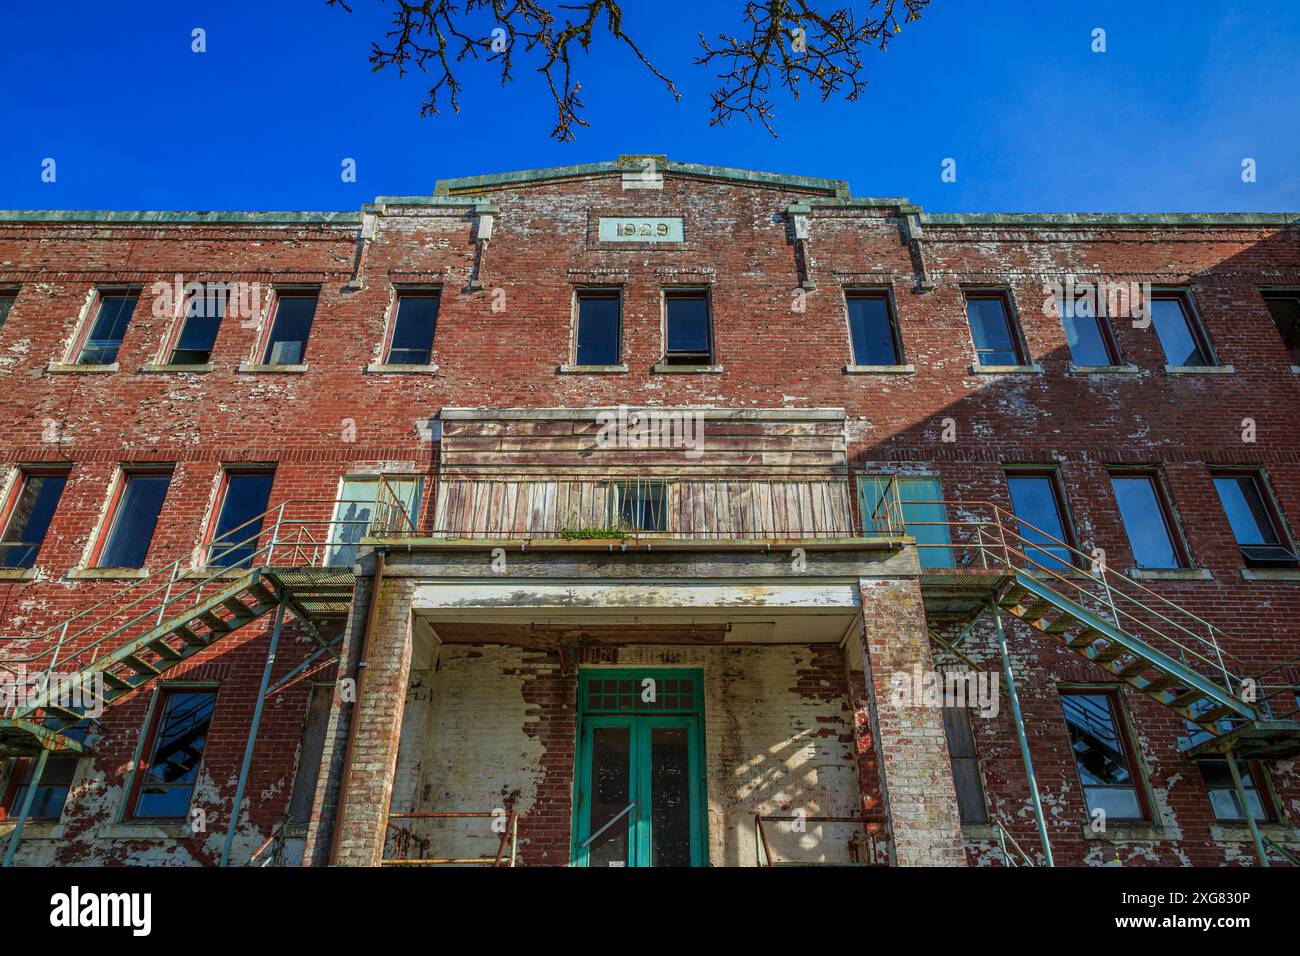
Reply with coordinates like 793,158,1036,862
330,1,927,140
696,0,929,136
328,0,680,142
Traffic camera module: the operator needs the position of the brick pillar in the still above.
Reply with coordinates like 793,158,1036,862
303,566,414,866
857,578,966,866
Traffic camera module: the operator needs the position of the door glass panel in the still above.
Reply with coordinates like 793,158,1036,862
587,725,632,867
650,726,692,867
326,477,420,567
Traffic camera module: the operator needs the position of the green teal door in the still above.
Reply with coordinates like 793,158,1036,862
571,670,706,867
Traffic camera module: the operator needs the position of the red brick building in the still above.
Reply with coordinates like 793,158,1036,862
0,156,1297,868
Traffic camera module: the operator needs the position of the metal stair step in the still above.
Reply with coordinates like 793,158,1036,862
1168,688,1208,710
222,597,256,619
1068,629,1103,650
1018,598,1052,622
199,612,238,633
245,582,279,606
1091,643,1126,665
40,704,86,722
121,655,160,677
1045,614,1076,634
997,585,1029,608
1196,704,1238,725
172,625,207,648
147,639,184,661
1144,673,1180,694
1118,657,1153,679
102,672,135,692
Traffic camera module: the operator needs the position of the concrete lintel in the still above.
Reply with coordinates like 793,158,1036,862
438,406,847,422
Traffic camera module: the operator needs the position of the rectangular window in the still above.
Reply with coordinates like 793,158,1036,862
76,291,139,365
169,287,226,365
964,291,1024,366
1261,290,1300,365
207,469,275,568
1060,689,1148,822
1109,471,1185,569
609,480,668,532
663,289,713,365
1150,293,1213,367
128,689,217,820
1005,470,1075,570
1199,758,1272,823
0,290,16,332
858,475,954,568
941,700,988,825
261,291,318,365
1,724,89,822
0,467,70,569
1058,295,1119,366
385,291,439,365
1211,470,1297,566
95,468,172,569
845,291,903,366
574,289,622,366
326,476,422,567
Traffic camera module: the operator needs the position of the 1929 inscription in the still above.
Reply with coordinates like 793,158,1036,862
598,216,684,243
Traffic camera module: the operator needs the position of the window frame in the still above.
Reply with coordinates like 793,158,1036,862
1056,293,1121,367
1209,467,1298,567
1197,757,1277,824
661,287,714,366
940,696,989,826
124,685,219,822
571,286,624,367
1149,289,1217,368
843,287,905,366
0,724,90,822
1106,467,1191,570
0,464,71,569
962,288,1028,367
1058,685,1153,823
255,287,319,367
201,466,277,568
0,287,18,336
1003,466,1080,569
88,465,175,570
70,286,141,367
1259,288,1300,366
162,282,228,367
381,286,441,366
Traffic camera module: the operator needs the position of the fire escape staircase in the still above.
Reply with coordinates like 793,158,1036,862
865,482,1300,760
0,498,389,758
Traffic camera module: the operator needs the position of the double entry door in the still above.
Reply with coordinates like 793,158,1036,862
571,671,705,867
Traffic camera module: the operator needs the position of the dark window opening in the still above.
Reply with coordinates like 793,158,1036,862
385,292,439,365
1109,472,1185,570
1,723,90,822
609,480,668,532
96,469,172,569
262,292,318,365
1261,291,1300,365
941,698,988,825
0,291,16,332
128,689,217,820
207,470,275,568
846,292,903,365
1211,471,1297,566
964,292,1025,366
76,292,139,365
1058,295,1119,366
170,288,226,365
574,290,621,366
1005,470,1076,570
1060,689,1148,822
1150,294,1212,367
663,290,713,365
0,468,69,568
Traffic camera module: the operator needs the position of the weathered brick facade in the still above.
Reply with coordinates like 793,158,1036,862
0,156,1297,867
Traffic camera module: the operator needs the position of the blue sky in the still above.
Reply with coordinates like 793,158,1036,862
1,0,1297,213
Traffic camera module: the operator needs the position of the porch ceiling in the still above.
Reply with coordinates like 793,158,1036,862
411,578,861,644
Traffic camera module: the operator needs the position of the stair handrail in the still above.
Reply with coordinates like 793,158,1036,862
992,819,1035,866
896,498,1244,683
0,495,414,683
